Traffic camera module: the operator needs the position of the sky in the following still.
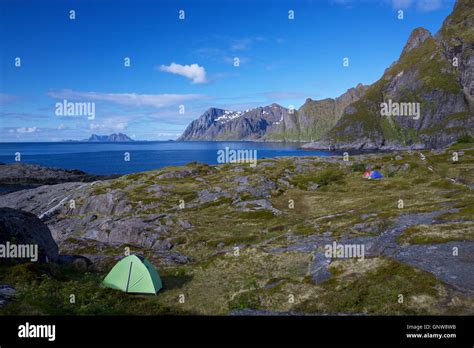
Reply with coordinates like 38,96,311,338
0,0,456,142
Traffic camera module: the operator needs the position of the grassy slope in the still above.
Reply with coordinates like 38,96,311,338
265,99,338,142
438,0,474,46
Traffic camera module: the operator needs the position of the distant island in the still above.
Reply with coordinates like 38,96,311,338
85,133,134,142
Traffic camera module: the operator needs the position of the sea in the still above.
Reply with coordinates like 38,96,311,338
0,141,335,175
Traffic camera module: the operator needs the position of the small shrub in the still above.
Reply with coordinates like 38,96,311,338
229,291,261,311
351,162,366,173
314,169,344,186
456,134,474,144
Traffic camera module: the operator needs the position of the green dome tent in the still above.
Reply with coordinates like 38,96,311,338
102,254,162,294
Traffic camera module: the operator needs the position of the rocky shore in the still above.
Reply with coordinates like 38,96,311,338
0,162,120,195
0,162,120,185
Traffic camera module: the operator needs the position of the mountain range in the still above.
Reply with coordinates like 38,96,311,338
179,0,473,150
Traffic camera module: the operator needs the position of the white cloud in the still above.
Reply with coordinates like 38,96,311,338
89,122,127,131
0,93,19,105
158,62,207,84
391,0,413,9
332,0,444,11
391,0,444,11
47,90,206,108
223,56,249,65
57,124,67,130
230,38,258,51
230,37,265,50
264,91,308,100
330,0,356,8
16,126,37,133
156,132,181,137
417,0,442,11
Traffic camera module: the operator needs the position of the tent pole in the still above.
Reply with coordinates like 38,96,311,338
125,261,133,292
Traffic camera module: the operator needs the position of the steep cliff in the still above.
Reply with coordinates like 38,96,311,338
264,84,367,141
304,0,473,150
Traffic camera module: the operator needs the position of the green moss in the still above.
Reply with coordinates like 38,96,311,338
438,1,474,45
207,232,258,247
398,221,474,244
429,179,457,190
313,168,345,186
296,259,441,315
436,200,474,221
380,116,421,145
108,180,130,190
238,210,275,220
228,291,261,311
329,98,382,142
351,162,367,173
187,197,233,210
290,168,344,190
457,134,474,144
292,223,317,236
421,112,471,136
90,185,108,195
125,172,147,181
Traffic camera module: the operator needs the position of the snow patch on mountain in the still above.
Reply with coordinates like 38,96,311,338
215,110,244,124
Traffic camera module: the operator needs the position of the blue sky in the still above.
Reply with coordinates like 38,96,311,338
0,0,455,141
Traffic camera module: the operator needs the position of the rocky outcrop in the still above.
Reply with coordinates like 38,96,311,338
0,179,190,263
437,0,474,110
401,27,432,56
0,284,15,307
0,207,59,263
178,107,227,140
0,163,118,186
0,182,89,219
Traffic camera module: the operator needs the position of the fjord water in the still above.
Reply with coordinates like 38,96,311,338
0,141,334,175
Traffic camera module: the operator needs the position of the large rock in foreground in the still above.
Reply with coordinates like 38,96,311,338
0,207,59,263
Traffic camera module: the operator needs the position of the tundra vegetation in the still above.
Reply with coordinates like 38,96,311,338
1,140,473,315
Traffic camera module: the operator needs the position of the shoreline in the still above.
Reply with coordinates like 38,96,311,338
0,140,462,195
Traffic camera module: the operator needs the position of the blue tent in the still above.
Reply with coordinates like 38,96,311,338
369,170,384,179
